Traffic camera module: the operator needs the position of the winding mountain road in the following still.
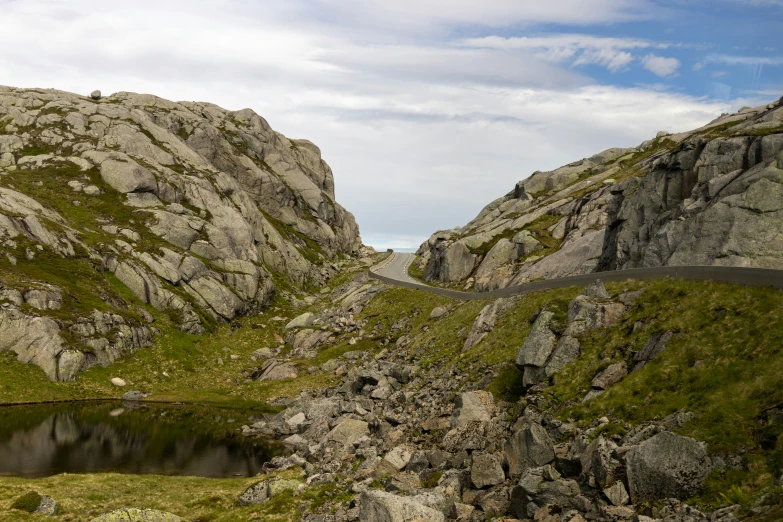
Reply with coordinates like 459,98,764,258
370,252,783,300
373,252,425,286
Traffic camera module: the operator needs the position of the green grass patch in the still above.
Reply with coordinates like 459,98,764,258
736,125,783,137
421,471,442,488
467,228,517,257
466,213,563,263
9,491,42,513
0,470,307,521
406,256,427,283
259,209,326,268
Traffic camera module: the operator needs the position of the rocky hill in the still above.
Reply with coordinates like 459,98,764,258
0,86,361,381
3,90,783,521
417,96,783,291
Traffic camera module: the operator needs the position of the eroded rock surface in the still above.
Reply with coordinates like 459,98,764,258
417,98,783,289
0,86,361,379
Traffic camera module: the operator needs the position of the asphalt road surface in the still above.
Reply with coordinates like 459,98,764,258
370,253,783,300
373,252,426,287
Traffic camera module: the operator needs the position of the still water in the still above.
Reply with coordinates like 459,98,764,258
0,402,283,478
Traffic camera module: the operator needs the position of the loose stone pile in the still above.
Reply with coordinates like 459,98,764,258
237,281,748,521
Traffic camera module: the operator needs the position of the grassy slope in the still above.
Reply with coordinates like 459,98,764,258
0,468,352,522
391,278,783,515
3,275,783,518
0,295,337,407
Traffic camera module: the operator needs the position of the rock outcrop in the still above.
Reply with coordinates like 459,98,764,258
626,431,712,503
417,97,783,289
515,280,630,389
236,279,748,522
0,86,361,379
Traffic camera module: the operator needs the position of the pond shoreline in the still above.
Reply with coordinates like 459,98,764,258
0,400,286,479
0,396,279,412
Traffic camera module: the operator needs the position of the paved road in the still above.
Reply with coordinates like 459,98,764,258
373,252,427,287
370,253,783,301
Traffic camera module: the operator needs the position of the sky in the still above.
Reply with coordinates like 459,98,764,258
0,0,781,251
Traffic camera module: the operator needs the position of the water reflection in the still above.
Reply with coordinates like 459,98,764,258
0,402,282,478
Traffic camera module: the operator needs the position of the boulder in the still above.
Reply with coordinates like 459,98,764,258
634,331,674,371
516,311,558,369
601,505,637,521
591,362,628,390
376,445,414,477
359,490,446,522
35,494,58,516
440,242,476,282
90,90,102,100
90,508,183,521
185,276,245,320
543,336,581,377
452,390,494,428
505,422,556,477
442,422,489,453
0,306,65,381
463,298,508,351
323,418,369,454
510,466,581,520
512,230,544,257
286,412,306,429
111,377,127,387
429,306,448,319
286,312,317,329
473,486,511,516
582,280,610,299
255,359,298,381
287,328,332,357
99,159,157,194
387,471,421,492
604,481,630,506
626,431,711,503
23,287,62,310
57,350,87,382
475,238,519,279
237,477,303,506
122,390,149,401
471,452,505,488
564,292,625,337
581,436,621,488
252,347,278,360
11,492,58,516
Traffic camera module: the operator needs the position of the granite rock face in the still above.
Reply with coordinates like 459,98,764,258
418,98,783,288
626,432,712,503
0,86,361,379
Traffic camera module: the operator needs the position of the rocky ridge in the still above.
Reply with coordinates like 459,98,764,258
237,280,756,522
417,97,783,291
0,86,362,380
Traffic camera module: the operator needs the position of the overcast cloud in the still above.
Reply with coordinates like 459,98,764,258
0,0,780,250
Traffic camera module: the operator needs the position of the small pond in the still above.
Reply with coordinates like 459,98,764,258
0,401,284,478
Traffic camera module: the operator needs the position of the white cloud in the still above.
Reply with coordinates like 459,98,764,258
0,0,736,250
642,54,681,77
743,89,783,96
706,54,783,66
309,0,658,29
461,34,667,72
573,49,634,72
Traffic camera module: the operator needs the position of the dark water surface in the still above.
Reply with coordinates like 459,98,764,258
0,402,283,478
